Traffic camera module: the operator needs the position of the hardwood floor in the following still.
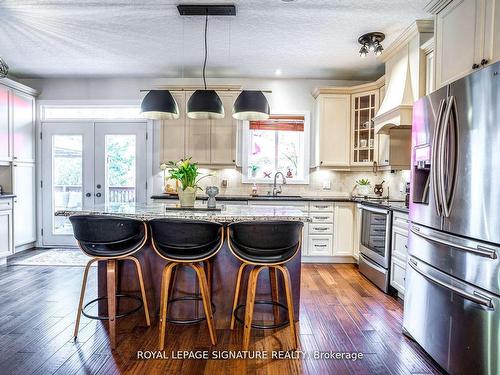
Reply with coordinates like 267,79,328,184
0,258,444,375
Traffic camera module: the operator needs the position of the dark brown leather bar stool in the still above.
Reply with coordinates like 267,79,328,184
227,220,303,350
149,218,224,350
69,215,151,350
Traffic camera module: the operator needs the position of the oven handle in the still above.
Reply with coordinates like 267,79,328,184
360,205,390,215
410,225,497,259
360,253,387,274
408,259,493,308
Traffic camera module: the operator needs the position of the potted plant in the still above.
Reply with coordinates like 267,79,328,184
165,157,208,207
356,178,371,196
249,164,259,178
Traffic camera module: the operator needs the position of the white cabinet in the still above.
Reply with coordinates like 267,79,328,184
352,203,362,261
315,94,351,167
0,199,14,263
434,0,500,88
390,211,410,297
12,91,35,162
210,92,236,165
333,202,354,257
0,86,10,161
159,92,186,163
308,235,333,256
13,163,36,248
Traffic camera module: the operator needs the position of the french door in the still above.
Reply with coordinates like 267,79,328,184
41,122,147,246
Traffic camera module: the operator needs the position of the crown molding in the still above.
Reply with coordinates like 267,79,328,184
380,19,434,62
421,37,435,55
424,0,454,14
0,77,39,96
312,75,385,98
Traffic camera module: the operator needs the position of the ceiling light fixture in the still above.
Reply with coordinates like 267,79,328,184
233,90,270,120
179,5,236,120
141,90,179,120
0,57,9,78
358,32,385,58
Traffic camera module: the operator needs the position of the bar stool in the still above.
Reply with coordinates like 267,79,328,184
69,215,151,350
227,220,303,350
149,218,224,350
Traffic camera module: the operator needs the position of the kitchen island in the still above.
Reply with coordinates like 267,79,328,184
56,202,308,328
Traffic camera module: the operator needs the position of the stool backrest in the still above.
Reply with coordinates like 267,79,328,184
149,218,224,261
227,221,303,264
69,215,147,257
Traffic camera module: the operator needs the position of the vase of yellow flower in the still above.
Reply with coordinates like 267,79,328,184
164,157,208,207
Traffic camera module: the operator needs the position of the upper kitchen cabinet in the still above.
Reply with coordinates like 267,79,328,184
313,93,351,167
0,79,37,163
159,91,186,163
210,92,237,165
430,0,500,88
351,90,379,166
12,91,35,162
185,91,211,164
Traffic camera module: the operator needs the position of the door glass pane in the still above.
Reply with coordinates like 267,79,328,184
53,135,82,235
105,135,136,204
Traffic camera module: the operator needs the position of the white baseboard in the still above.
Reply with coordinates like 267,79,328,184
301,255,357,264
15,242,36,253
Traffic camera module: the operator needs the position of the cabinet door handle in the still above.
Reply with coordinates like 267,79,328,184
480,59,488,66
472,63,480,69
315,244,327,248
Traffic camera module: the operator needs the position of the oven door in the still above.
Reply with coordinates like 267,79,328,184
360,205,392,268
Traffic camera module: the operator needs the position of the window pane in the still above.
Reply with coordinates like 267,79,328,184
278,131,303,180
248,130,276,180
105,135,136,203
52,135,82,235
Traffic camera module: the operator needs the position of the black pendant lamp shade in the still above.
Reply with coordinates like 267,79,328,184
232,90,270,120
187,90,225,119
141,90,179,120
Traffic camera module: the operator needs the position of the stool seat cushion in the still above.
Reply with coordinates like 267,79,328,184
69,215,146,257
149,218,223,261
228,221,303,264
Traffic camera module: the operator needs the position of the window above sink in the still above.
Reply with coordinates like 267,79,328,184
241,112,310,184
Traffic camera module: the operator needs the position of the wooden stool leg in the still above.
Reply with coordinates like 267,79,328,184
106,260,117,350
269,267,280,325
192,263,217,345
159,263,177,350
243,266,265,350
276,265,298,350
230,263,247,330
203,260,212,295
73,258,98,339
126,256,151,326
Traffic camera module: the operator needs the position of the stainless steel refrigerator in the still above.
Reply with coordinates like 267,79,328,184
404,61,500,375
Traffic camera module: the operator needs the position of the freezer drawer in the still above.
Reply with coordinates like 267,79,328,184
409,223,500,295
403,256,499,375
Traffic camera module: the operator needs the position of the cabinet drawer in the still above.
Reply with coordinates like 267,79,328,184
308,235,333,256
309,223,333,235
393,211,410,229
250,200,308,212
0,199,12,211
309,202,334,212
390,257,407,294
392,226,409,261
309,212,334,223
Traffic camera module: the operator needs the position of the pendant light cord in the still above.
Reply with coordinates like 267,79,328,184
203,12,208,90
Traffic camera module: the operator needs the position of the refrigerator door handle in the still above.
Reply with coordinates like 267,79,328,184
410,225,498,259
431,98,446,216
408,259,494,308
439,95,459,218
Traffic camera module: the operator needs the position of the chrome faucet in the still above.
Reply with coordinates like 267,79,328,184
272,172,286,196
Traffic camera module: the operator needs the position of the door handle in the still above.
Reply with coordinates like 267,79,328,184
431,98,446,216
408,259,493,308
95,193,101,197
85,193,91,197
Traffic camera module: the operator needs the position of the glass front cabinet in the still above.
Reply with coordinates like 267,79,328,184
351,90,379,166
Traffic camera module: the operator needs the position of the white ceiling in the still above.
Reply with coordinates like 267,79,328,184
0,0,430,80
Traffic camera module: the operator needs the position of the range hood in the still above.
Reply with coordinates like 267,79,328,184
373,20,433,134
373,48,414,134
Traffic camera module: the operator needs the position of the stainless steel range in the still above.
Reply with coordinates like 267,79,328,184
358,204,392,292
404,61,500,375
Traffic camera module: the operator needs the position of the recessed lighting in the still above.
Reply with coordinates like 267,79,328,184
275,68,282,76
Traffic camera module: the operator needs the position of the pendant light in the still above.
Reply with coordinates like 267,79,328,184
186,12,224,119
140,90,179,120
233,90,270,120
0,57,9,78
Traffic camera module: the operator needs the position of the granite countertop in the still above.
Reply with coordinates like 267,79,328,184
55,202,310,223
0,193,16,199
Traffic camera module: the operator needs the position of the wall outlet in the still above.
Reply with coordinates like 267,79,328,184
221,179,228,188
322,180,331,190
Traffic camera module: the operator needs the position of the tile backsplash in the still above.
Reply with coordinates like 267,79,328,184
154,167,410,200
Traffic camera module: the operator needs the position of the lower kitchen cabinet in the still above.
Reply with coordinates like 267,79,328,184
307,235,333,256
13,162,36,249
390,211,410,297
0,198,14,264
333,202,354,257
